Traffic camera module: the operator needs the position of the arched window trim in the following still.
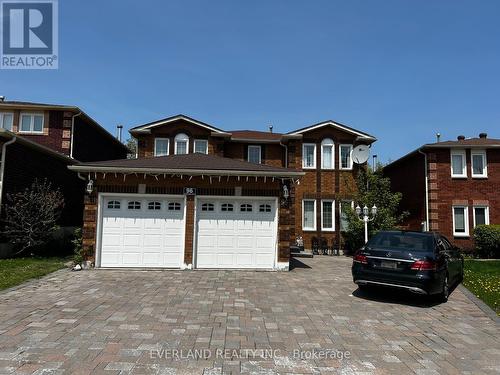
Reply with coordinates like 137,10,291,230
174,133,189,155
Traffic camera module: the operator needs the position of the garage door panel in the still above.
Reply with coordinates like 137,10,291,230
100,196,185,268
196,199,276,269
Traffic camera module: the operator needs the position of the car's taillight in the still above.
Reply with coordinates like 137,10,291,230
411,260,436,271
353,253,368,264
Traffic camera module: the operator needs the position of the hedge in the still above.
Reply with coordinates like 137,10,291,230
473,224,500,259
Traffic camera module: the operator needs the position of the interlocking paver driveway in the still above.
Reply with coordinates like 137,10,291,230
0,256,499,374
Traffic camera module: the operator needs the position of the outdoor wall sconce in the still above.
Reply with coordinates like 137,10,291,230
281,184,290,207
86,179,94,194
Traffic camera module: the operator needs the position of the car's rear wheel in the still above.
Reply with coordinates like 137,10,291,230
438,275,449,302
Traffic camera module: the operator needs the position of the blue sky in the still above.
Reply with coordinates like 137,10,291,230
1,0,499,163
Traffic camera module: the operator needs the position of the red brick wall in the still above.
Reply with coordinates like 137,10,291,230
223,143,284,167
385,147,500,250
383,151,426,230
289,127,362,251
430,148,500,249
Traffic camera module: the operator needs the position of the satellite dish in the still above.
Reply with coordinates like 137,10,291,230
352,145,370,164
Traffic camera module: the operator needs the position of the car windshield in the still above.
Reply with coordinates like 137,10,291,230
367,232,435,253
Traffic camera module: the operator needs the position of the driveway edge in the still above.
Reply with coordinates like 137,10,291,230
0,268,70,295
458,284,500,324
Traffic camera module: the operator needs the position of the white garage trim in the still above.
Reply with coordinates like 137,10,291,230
193,196,279,270
96,193,186,268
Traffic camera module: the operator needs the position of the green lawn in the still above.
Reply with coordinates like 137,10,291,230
0,257,67,290
462,259,500,315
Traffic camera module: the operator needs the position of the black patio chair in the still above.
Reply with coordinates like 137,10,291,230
319,237,329,255
311,237,319,255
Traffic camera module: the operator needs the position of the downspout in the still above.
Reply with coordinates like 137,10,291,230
279,141,288,168
0,136,17,214
70,112,82,159
418,148,429,231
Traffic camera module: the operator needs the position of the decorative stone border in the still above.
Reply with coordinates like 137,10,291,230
458,284,500,324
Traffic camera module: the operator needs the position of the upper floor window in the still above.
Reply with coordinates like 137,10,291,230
340,144,353,170
154,138,169,156
0,112,13,131
248,145,261,164
471,150,487,178
452,206,469,237
450,150,466,178
321,138,334,169
473,206,489,227
174,133,189,155
302,143,316,169
20,113,44,133
194,139,208,154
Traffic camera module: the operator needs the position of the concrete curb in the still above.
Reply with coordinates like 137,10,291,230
458,284,500,324
0,267,70,295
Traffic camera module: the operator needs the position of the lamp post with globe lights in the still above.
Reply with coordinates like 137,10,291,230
356,204,377,243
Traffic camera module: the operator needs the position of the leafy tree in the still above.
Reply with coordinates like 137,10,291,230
126,137,137,159
2,179,64,255
343,167,407,253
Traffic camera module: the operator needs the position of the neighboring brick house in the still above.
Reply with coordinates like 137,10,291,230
71,114,375,270
0,99,129,256
0,100,128,161
384,134,499,250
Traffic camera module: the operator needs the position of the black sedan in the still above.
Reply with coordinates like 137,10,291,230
352,231,464,301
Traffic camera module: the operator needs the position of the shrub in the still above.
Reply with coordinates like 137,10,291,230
72,228,84,265
473,225,500,259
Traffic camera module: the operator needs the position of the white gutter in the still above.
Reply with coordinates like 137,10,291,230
0,136,17,214
69,111,82,159
418,148,429,231
68,165,304,178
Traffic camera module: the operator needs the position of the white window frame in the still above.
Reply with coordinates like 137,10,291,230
339,144,353,170
154,138,169,156
321,138,334,170
452,205,469,237
340,200,354,231
174,133,189,155
321,199,335,231
0,112,14,131
302,199,316,231
471,150,487,178
450,149,467,178
302,143,316,169
194,139,208,154
473,206,489,227
247,145,261,164
19,112,44,134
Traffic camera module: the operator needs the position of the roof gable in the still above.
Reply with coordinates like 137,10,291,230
129,114,227,135
288,120,376,140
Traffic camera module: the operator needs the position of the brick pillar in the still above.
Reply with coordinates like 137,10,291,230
278,202,293,262
82,193,97,262
183,195,195,266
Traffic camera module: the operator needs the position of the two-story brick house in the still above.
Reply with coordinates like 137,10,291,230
0,99,128,256
384,133,499,250
70,114,375,270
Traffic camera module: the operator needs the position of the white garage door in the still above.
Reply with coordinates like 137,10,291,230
99,195,185,268
196,198,277,269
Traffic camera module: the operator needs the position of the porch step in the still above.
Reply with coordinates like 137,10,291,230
291,251,313,258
